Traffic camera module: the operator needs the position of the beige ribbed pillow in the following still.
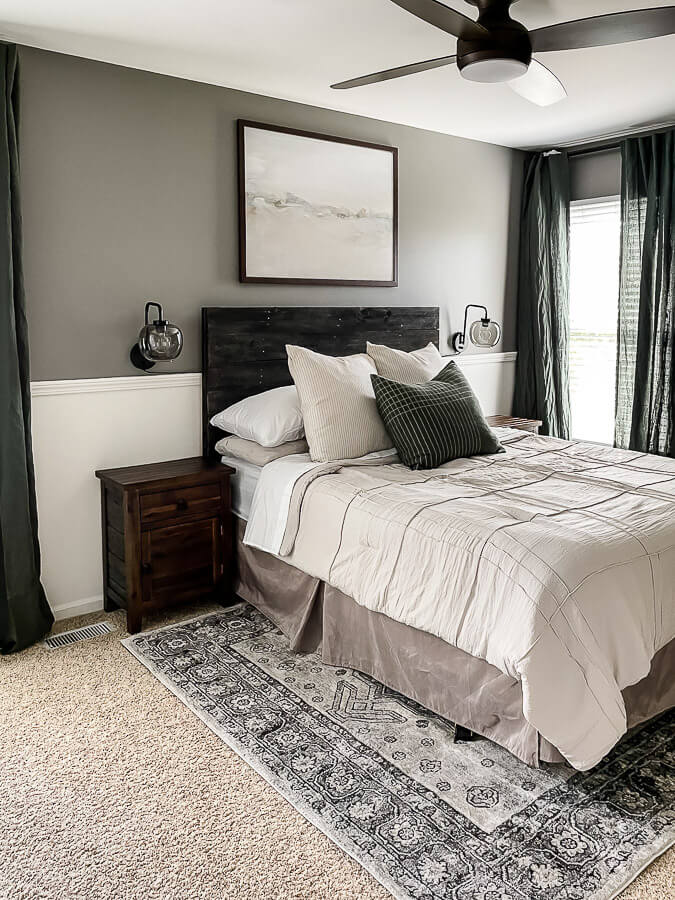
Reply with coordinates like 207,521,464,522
366,341,445,384
286,345,392,462
214,435,309,466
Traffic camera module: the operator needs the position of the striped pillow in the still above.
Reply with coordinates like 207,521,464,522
371,360,503,469
286,344,393,462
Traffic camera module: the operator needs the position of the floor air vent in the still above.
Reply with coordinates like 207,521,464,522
44,621,114,649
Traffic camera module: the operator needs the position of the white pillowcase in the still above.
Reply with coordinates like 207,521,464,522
210,385,304,448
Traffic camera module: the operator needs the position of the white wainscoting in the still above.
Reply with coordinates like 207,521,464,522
31,353,516,621
454,352,517,419
31,373,202,620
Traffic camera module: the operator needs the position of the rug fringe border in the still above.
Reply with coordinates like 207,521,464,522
601,833,675,900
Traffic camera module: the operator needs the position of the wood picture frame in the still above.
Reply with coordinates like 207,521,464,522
238,120,398,287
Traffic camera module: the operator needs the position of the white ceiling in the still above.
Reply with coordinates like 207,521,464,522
2,0,674,148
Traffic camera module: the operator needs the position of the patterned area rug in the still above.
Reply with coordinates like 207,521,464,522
123,604,675,900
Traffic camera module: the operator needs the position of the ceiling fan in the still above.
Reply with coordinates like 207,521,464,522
331,1,675,106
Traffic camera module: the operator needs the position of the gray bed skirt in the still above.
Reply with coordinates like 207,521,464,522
234,518,675,769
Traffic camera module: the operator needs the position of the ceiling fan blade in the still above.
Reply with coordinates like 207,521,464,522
331,55,457,89
531,7,675,53
508,59,567,107
389,0,487,40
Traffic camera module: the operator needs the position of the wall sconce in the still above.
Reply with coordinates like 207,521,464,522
452,305,501,354
130,301,183,371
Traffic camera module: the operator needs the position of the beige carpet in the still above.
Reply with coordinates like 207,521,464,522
1,606,673,900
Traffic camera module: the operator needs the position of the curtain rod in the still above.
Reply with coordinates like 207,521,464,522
526,120,675,157
568,144,621,160
541,144,619,160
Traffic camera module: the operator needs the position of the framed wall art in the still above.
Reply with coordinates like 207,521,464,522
238,120,398,286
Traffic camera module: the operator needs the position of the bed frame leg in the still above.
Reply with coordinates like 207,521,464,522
454,724,478,742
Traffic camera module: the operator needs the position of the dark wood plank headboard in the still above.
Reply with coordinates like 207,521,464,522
201,306,440,458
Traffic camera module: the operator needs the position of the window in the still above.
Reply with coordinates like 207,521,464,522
568,197,621,444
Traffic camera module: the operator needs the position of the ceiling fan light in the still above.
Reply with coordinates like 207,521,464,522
460,57,528,84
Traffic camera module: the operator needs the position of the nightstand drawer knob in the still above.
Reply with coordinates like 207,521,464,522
141,562,152,574
176,498,188,511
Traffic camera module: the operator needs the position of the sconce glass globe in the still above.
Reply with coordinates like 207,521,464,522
131,301,183,370
139,320,183,362
469,318,501,349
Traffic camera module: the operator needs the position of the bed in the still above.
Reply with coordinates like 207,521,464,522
202,306,675,771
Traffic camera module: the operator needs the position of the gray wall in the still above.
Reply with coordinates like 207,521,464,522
19,47,522,381
570,149,621,202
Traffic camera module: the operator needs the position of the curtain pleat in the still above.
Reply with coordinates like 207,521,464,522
615,131,675,456
0,44,53,653
513,152,571,438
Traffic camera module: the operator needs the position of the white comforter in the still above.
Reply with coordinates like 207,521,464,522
244,429,675,770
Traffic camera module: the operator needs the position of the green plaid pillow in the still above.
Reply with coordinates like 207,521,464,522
371,360,503,469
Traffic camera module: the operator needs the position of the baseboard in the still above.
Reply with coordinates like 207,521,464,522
51,594,104,622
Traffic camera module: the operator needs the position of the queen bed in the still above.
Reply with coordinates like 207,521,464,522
202,306,675,771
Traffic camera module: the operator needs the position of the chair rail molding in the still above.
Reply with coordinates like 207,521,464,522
31,372,202,397
452,351,517,367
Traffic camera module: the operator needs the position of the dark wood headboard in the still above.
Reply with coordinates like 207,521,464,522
201,306,440,458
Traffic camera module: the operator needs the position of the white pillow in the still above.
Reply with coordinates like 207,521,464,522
286,344,392,462
366,341,445,384
210,385,304,448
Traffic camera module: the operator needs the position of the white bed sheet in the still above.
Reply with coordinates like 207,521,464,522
243,449,398,555
220,454,263,521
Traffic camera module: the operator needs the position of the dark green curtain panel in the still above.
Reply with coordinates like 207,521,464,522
0,44,53,653
615,131,675,455
513,152,571,438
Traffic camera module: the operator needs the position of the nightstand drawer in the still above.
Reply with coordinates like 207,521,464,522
140,482,222,524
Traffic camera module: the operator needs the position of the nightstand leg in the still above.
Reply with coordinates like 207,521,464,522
123,491,143,635
217,586,235,608
126,606,142,635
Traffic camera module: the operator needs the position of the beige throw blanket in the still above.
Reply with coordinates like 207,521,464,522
279,430,675,770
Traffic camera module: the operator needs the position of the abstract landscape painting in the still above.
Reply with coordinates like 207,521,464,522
238,121,397,285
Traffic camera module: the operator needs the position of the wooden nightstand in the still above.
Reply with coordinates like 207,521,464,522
487,415,542,435
95,458,235,634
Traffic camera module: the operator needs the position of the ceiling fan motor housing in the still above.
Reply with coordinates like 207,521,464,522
458,0,532,82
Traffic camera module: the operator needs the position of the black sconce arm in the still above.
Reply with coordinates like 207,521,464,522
144,300,165,326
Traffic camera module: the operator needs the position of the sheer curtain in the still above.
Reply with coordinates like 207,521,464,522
615,130,675,455
0,44,53,653
513,151,571,438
